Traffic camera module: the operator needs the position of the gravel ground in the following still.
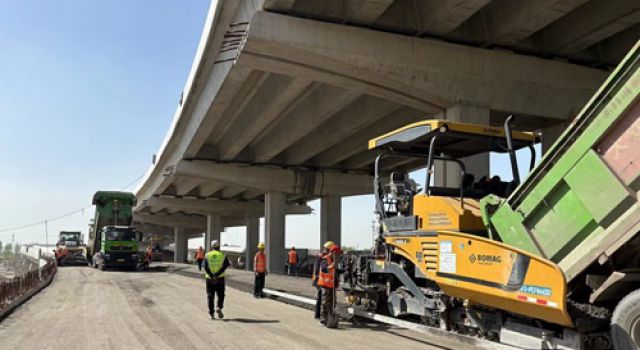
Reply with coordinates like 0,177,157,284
0,265,472,350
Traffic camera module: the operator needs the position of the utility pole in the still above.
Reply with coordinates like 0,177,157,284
44,220,49,253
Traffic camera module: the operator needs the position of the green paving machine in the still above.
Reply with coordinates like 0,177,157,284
87,191,140,270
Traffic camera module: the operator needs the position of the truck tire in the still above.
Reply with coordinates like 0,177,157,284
611,289,640,350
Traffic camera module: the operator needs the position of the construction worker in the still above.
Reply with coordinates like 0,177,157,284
287,246,298,276
143,246,153,270
204,240,230,319
254,242,267,298
318,243,341,325
313,241,334,320
195,246,205,271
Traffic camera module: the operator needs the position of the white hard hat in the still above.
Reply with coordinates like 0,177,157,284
211,240,220,248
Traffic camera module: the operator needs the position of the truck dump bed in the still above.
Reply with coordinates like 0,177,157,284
87,191,136,258
484,41,640,282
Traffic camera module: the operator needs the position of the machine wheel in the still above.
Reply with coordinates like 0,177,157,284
611,289,640,349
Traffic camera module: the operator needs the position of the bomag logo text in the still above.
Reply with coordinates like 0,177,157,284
478,255,501,263
470,254,502,264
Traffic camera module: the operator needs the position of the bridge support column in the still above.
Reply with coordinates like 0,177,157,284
174,228,188,264
320,195,341,247
435,104,490,187
265,191,286,274
205,215,222,252
245,217,259,271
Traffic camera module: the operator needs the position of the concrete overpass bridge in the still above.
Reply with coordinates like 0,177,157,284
134,0,639,272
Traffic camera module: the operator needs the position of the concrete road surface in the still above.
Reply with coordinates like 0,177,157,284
0,266,473,350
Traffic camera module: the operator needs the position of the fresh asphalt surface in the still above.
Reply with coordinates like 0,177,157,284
0,266,476,350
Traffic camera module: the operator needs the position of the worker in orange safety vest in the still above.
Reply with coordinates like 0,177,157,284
195,246,205,271
287,247,298,276
254,242,267,298
313,241,333,319
318,243,341,325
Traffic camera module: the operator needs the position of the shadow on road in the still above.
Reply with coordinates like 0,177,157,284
346,319,452,350
222,318,280,324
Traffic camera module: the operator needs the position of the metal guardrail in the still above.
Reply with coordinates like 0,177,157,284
0,259,56,310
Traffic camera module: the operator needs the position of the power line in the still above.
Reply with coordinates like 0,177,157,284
120,173,145,191
0,173,145,234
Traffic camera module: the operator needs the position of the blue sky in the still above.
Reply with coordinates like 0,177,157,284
0,0,210,244
0,1,541,250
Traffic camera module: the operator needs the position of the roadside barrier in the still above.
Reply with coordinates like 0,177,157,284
0,259,56,313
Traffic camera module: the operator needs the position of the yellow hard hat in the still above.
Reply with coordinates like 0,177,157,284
257,242,265,249
323,240,335,249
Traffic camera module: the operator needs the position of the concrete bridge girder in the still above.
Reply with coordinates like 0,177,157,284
243,11,606,118
134,2,613,275
172,160,373,197
141,196,312,217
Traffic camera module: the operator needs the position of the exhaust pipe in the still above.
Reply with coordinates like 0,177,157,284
504,115,520,186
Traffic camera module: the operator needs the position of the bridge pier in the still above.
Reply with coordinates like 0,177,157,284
435,104,490,187
206,214,222,251
265,191,286,274
245,217,259,271
320,195,342,247
174,228,188,263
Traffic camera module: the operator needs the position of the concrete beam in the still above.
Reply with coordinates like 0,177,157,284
134,223,175,236
173,160,373,196
197,183,225,197
205,71,270,147
218,76,312,160
240,190,263,201
265,192,286,273
174,177,206,196
251,84,360,163
532,0,640,55
263,0,295,11
455,0,587,46
144,196,311,216
245,11,606,120
134,212,206,229
416,0,490,35
345,0,394,24
313,106,425,166
218,186,246,199
586,23,640,66
283,95,400,164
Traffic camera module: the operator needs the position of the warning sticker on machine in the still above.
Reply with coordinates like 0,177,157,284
439,253,456,273
440,240,452,253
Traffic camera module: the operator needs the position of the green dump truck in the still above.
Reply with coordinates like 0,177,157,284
480,41,640,348
87,191,140,270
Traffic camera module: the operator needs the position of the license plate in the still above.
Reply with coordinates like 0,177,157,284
117,259,125,262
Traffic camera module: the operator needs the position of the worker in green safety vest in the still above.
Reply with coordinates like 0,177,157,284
204,240,230,320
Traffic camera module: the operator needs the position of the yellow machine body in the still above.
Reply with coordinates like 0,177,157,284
384,194,572,327
412,194,485,233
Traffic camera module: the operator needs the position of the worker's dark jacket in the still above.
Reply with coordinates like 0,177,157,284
204,253,230,283
312,254,323,287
